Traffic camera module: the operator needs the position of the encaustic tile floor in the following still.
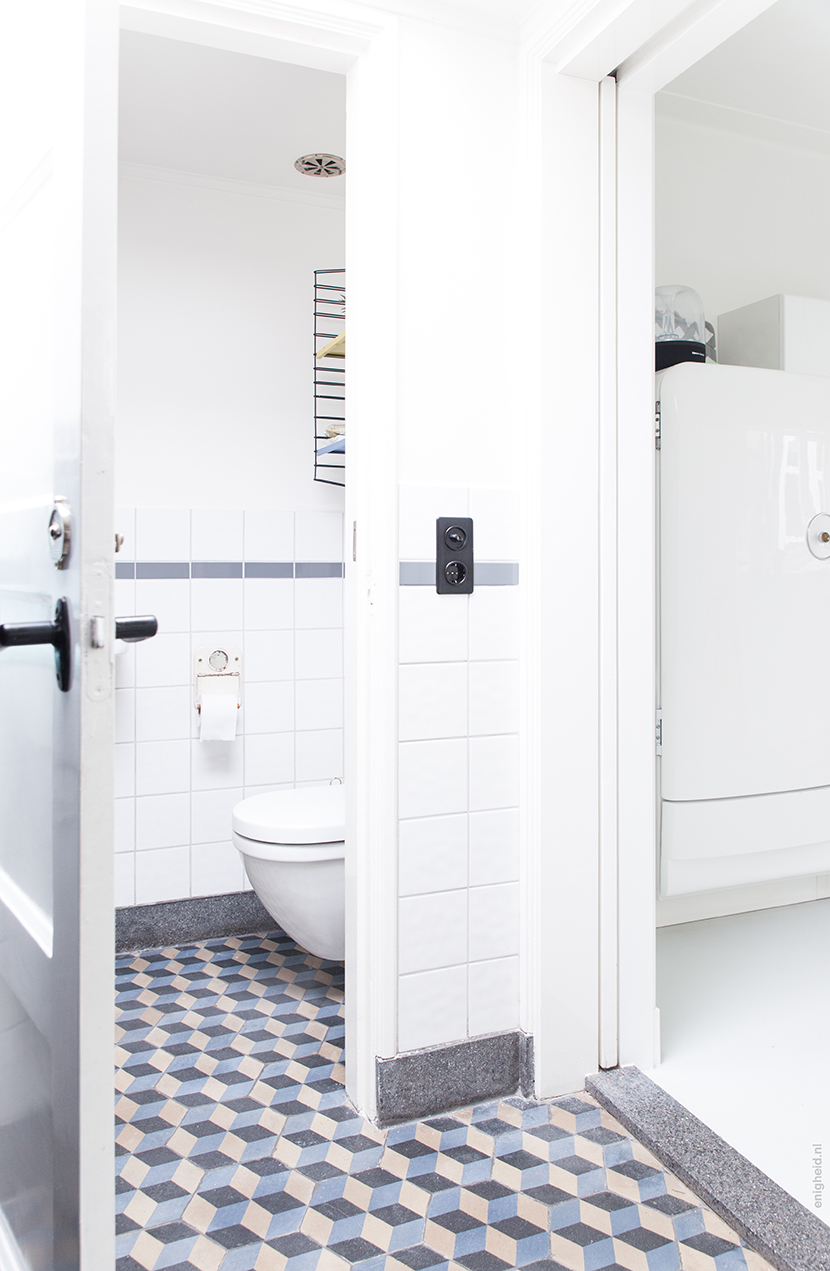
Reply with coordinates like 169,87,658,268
115,932,775,1271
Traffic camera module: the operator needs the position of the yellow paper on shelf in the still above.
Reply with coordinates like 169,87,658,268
316,330,345,358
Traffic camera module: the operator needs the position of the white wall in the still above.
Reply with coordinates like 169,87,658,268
115,168,347,906
655,100,830,328
117,170,345,509
113,505,344,908
396,484,521,1052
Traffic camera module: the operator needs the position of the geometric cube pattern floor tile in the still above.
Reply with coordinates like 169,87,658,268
115,932,775,1271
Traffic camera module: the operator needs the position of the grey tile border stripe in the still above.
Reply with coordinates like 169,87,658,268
475,561,519,585
376,1030,534,1126
399,561,436,586
244,562,293,578
121,560,347,579
399,560,519,586
191,561,243,579
586,1065,830,1271
295,561,343,578
116,890,273,953
135,561,190,579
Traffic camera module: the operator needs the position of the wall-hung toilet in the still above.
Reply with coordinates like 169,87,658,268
232,786,345,960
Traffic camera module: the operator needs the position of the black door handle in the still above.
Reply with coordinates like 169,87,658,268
0,597,71,691
115,616,158,643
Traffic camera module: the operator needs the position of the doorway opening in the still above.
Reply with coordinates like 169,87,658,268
113,25,355,1252
650,0,830,1217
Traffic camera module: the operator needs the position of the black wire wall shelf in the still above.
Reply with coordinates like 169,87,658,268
314,268,345,487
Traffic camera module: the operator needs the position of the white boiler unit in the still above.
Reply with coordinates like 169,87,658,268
660,362,830,896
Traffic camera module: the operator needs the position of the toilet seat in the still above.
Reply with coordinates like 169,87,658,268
232,787,345,863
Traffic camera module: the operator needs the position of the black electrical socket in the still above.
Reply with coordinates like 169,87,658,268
436,516,474,594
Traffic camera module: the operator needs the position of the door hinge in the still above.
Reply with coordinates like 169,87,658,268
655,708,663,755
655,402,661,450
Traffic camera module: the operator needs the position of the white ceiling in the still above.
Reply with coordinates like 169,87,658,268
662,0,830,134
119,32,346,190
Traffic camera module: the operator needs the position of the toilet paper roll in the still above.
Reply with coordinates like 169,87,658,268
199,693,238,742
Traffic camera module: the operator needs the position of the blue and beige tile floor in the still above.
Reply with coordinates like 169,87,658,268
115,932,775,1271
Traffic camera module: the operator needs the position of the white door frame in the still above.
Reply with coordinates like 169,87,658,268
523,0,780,1094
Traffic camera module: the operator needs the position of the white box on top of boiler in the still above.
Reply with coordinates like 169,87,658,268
717,294,830,376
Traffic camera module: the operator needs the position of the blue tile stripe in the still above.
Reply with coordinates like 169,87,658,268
191,561,243,579
116,562,343,580
295,562,343,579
399,561,519,586
137,562,190,580
244,562,294,578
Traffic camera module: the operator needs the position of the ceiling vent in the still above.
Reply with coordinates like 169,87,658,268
294,153,346,178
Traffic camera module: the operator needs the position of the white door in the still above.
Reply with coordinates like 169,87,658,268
0,3,117,1268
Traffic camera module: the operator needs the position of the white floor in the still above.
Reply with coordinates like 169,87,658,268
647,897,830,1222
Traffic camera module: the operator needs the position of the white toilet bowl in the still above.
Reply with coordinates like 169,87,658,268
232,786,345,960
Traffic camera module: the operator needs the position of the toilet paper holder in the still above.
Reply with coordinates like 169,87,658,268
194,644,242,712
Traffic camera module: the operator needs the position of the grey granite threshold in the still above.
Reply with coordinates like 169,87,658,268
376,1031,534,1126
587,1066,830,1271
116,890,273,953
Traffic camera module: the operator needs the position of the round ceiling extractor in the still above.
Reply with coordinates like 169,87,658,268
294,153,346,178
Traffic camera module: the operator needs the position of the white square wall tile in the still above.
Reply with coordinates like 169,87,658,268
469,587,520,662
136,740,190,796
399,891,468,974
192,788,242,844
191,841,246,897
399,485,468,560
191,737,244,791
468,882,520,961
399,739,467,820
136,687,192,742
469,734,519,812
191,509,243,561
398,966,467,1053
296,679,343,732
468,956,520,1036
245,630,294,682
191,579,243,632
399,588,468,664
295,512,343,562
399,814,467,897
114,577,135,617
295,579,342,629
136,793,191,850
294,629,343,680
468,487,520,561
115,645,135,689
243,579,293,631
115,690,135,744
244,733,294,787
243,782,293,799
135,846,190,904
135,579,190,634
135,508,190,561
243,681,293,735
136,633,190,688
469,808,519,886
398,663,467,742
114,798,135,854
114,853,135,907
114,507,136,561
115,744,135,798
468,661,520,736
244,510,294,562
295,730,343,783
